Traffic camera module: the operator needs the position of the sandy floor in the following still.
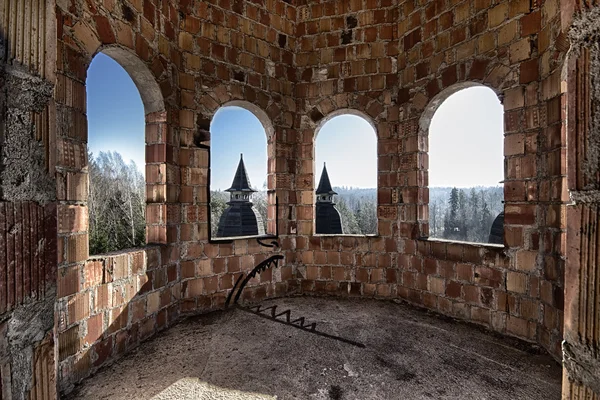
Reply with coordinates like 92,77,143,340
66,297,562,400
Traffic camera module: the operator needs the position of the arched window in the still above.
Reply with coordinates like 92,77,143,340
210,105,269,239
86,52,146,255
427,86,504,244
314,113,377,235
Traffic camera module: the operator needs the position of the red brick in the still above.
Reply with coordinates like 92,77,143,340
441,66,457,87
520,11,541,36
446,280,462,298
58,265,80,298
85,313,104,345
520,58,539,84
94,16,115,44
404,28,421,51
469,59,490,80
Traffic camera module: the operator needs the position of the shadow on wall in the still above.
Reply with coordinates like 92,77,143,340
57,240,288,395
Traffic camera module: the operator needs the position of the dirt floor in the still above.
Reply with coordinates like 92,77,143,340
65,297,562,400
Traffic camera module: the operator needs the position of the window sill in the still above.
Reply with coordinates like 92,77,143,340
89,245,160,259
418,236,505,250
209,234,278,244
313,234,379,238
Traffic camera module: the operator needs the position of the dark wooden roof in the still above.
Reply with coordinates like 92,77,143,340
226,154,256,193
316,203,343,234
488,212,504,244
216,203,265,238
316,163,337,195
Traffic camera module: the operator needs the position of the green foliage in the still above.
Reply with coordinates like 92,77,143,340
210,191,229,237
88,150,145,255
444,187,461,240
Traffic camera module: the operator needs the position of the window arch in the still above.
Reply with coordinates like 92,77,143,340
314,111,378,235
86,47,165,255
209,103,272,239
424,84,504,244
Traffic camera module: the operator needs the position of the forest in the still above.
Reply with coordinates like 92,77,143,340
88,151,146,255
87,149,504,253
429,186,503,243
211,186,503,242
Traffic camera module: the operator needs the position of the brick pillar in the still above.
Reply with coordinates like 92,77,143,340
145,111,169,244
562,44,600,398
0,1,58,399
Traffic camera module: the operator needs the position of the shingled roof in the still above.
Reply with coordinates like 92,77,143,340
226,154,256,193
316,163,337,195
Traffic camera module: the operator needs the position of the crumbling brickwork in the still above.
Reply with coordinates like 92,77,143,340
0,1,58,399
561,1,600,398
0,0,597,398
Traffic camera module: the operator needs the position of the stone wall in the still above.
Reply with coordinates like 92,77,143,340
0,203,57,400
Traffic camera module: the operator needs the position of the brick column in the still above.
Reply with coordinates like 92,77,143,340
145,111,170,244
0,1,58,398
562,43,600,399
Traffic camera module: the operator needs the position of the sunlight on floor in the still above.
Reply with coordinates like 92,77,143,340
151,378,275,400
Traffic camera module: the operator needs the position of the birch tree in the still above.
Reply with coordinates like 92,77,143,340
88,150,145,255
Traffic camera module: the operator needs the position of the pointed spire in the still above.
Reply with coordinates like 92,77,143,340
316,162,337,195
226,153,256,192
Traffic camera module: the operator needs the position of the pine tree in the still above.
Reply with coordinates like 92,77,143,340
480,197,492,240
444,187,461,240
355,199,377,235
337,197,361,234
458,189,468,240
431,200,439,236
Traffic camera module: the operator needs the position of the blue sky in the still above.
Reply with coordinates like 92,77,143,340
87,53,504,190
210,107,268,190
87,53,146,170
315,115,377,188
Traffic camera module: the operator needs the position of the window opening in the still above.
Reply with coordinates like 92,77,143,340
210,106,268,239
315,114,377,235
86,53,146,254
428,86,504,244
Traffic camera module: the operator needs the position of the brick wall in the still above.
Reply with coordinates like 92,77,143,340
55,247,181,391
0,203,57,314
395,0,567,358
0,1,59,398
0,0,580,396
174,0,297,310
0,203,57,399
561,0,600,396
290,0,567,360
54,0,297,391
